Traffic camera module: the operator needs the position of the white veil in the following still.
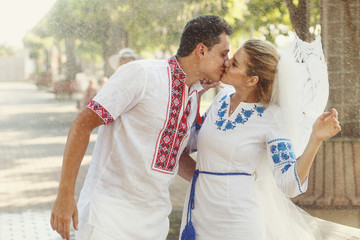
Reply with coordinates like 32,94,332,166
255,152,321,239
270,33,329,157
256,33,360,239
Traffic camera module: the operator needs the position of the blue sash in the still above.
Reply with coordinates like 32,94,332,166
181,169,252,240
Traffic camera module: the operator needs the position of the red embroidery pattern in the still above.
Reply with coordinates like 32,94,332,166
152,56,192,174
86,100,114,125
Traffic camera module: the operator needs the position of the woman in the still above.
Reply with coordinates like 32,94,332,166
179,39,342,239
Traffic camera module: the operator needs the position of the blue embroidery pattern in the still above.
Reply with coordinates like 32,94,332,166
267,138,290,144
294,163,305,193
215,94,266,131
268,139,296,173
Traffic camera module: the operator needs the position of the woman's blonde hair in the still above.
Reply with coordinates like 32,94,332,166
242,40,279,105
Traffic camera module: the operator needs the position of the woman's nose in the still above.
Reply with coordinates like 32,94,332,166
224,59,230,68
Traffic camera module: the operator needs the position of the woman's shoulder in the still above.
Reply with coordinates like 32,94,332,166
264,104,281,114
261,104,282,121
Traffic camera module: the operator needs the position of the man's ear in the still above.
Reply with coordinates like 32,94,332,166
247,76,259,87
195,43,206,58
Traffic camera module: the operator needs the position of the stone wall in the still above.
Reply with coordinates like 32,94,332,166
294,141,360,208
321,0,360,138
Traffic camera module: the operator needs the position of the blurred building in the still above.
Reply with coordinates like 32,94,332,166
0,54,25,82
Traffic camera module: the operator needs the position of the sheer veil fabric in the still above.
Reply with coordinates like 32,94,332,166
257,33,360,239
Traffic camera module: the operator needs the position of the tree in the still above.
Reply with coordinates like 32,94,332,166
47,0,132,77
176,0,319,46
26,0,321,79
119,0,188,54
343,0,359,57
23,32,52,74
46,0,80,80
232,0,292,45
285,0,310,41
46,0,190,75
0,44,17,57
233,0,319,43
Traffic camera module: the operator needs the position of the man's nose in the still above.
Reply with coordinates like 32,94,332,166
224,59,230,68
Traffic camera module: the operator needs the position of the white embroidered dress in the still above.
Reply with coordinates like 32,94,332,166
180,87,308,240
76,57,201,240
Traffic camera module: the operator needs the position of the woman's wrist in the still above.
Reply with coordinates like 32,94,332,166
309,133,323,146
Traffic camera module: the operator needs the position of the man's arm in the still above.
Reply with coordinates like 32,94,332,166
178,152,196,182
50,107,104,240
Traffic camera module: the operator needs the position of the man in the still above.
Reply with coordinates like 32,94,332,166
108,47,139,71
51,15,232,240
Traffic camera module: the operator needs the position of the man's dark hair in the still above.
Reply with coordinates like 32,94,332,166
176,15,233,57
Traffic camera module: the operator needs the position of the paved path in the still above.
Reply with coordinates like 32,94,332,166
0,81,189,239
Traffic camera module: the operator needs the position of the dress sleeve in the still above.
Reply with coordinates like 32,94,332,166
266,119,308,198
86,61,147,125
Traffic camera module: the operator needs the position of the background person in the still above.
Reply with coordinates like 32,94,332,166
108,47,138,71
77,76,108,110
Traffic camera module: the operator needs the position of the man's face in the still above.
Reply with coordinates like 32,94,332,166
200,33,230,82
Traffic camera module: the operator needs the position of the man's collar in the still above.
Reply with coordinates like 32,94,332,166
168,56,186,83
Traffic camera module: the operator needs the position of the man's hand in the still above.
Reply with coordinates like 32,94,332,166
51,193,78,240
49,108,104,239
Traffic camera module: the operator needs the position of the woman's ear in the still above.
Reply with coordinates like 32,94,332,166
247,76,259,87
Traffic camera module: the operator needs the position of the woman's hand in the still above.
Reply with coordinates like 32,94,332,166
311,108,341,142
297,108,341,184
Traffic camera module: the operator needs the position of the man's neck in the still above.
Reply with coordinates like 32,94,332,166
176,55,201,88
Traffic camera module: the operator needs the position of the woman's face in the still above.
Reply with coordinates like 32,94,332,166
221,47,251,88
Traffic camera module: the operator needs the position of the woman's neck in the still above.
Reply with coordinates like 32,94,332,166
231,89,258,104
229,90,258,116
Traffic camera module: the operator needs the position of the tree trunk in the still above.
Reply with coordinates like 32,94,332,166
343,0,360,56
102,38,112,78
65,39,76,81
285,0,310,41
103,23,129,77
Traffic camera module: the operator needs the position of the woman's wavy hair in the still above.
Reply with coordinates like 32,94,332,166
242,40,280,105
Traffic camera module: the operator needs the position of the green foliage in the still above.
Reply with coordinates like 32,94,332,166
117,0,188,53
75,40,102,63
224,0,320,46
26,0,321,73
0,43,17,57
241,0,291,43
309,0,321,35
48,0,110,42
23,33,47,59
